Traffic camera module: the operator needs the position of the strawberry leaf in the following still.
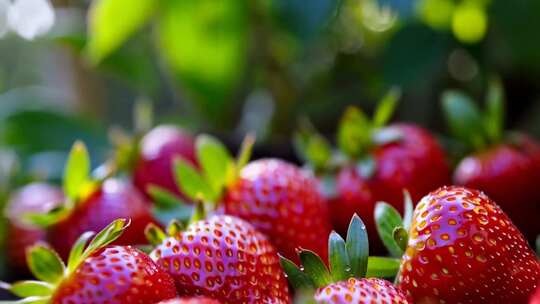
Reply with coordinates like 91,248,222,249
338,106,371,159
366,257,400,278
293,119,332,171
279,254,315,290
167,219,184,236
174,157,215,202
346,214,369,278
393,226,408,252
189,200,206,225
196,135,234,195
375,202,404,257
27,244,65,285
373,87,401,128
152,204,193,226
236,133,255,171
484,77,504,143
144,223,167,246
4,281,53,298
402,190,414,231
82,218,130,260
67,231,95,274
371,127,403,146
328,231,350,281
24,206,70,228
63,141,92,201
442,90,486,150
298,249,332,288
148,184,187,209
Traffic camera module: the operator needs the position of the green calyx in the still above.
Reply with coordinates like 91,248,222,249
25,141,102,228
173,133,255,211
1,219,130,303
280,214,400,290
374,190,413,258
442,77,505,152
145,217,189,246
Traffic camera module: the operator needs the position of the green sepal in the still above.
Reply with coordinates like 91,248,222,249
393,227,408,252
152,204,193,226
148,185,188,209
1,281,53,298
293,119,332,172
167,219,184,237
63,141,92,201
402,190,414,231
328,231,351,281
196,135,235,196
374,202,404,257
298,249,332,288
174,157,215,202
189,200,206,225
355,156,376,179
484,76,504,143
366,257,400,278
338,106,371,159
145,223,167,246
346,214,369,278
278,254,315,290
236,133,255,172
27,244,66,285
133,98,154,134
67,231,95,273
442,90,486,150
371,127,403,146
81,218,130,263
0,296,50,303
373,87,401,128
24,206,70,229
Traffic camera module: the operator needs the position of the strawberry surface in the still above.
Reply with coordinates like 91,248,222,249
157,297,222,304
398,186,540,303
314,278,409,304
224,158,331,262
150,215,291,304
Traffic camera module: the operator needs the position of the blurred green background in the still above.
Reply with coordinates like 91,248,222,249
1,0,540,263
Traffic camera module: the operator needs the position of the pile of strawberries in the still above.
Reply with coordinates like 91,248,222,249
1,83,539,303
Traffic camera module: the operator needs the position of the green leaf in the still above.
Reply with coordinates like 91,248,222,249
144,223,166,246
293,119,332,171
393,227,409,252
366,257,400,278
236,133,255,171
371,127,403,146
279,254,315,290
173,158,215,202
24,206,70,228
338,107,372,158
373,88,401,127
27,244,65,285
196,135,234,194
374,202,404,257
83,218,130,261
402,190,414,231
328,231,350,281
484,77,505,143
298,250,331,288
152,204,193,227
189,201,206,225
442,90,486,150
345,214,369,278
148,185,188,209
63,141,91,201
7,281,53,298
0,296,50,304
87,0,157,63
67,231,95,274
167,220,184,237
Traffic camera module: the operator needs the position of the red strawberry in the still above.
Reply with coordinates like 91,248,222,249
530,284,540,304
49,178,158,259
454,134,540,240
174,135,332,262
4,182,64,273
281,214,409,304
133,125,197,199
224,158,331,262
2,219,178,304
157,297,221,304
148,215,291,303
398,186,540,303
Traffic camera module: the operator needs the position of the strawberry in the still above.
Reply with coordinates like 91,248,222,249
531,284,540,304
294,90,450,251
147,214,291,303
27,142,157,259
280,214,409,304
174,135,332,262
1,219,178,303
157,298,221,304
443,80,540,241
133,125,197,199
397,186,540,303
4,182,64,274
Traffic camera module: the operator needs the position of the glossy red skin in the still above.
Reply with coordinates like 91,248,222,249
48,179,158,259
52,245,177,303
223,159,332,263
454,134,540,241
530,284,540,304
133,125,197,199
150,215,291,303
5,183,64,273
398,186,540,303
329,124,451,248
157,297,222,304
314,278,409,304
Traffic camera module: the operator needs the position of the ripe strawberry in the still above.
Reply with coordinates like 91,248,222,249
530,284,540,304
157,297,221,304
148,215,291,303
133,125,197,199
443,81,540,241
2,219,178,303
398,186,540,303
174,135,332,262
281,214,409,304
4,182,64,274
